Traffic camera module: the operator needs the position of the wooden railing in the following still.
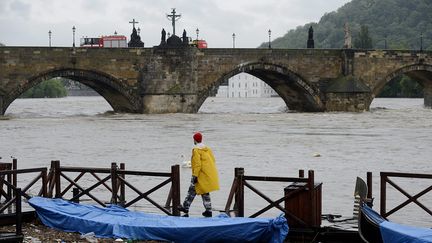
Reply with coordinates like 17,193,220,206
225,167,322,228
380,171,432,219
47,160,181,216
0,167,47,213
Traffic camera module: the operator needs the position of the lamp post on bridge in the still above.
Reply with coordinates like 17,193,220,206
72,26,76,47
268,29,272,49
384,34,387,49
232,33,236,48
420,32,423,52
48,30,52,47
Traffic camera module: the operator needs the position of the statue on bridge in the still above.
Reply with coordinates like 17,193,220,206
160,28,167,46
343,22,352,49
307,26,315,49
128,19,144,48
167,8,181,36
157,9,190,48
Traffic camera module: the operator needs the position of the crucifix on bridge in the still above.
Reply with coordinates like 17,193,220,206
166,8,181,36
129,18,139,29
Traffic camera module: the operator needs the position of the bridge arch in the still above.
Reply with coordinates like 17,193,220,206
3,68,141,114
197,62,324,112
373,64,432,107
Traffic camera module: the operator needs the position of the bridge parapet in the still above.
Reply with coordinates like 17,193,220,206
1,47,432,114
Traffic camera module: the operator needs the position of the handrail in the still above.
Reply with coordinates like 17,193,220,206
225,167,320,227
0,167,47,209
48,160,181,216
380,171,432,218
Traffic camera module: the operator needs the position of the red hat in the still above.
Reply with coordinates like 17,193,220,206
193,132,202,143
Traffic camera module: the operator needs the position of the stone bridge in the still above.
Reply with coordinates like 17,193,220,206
1,46,431,115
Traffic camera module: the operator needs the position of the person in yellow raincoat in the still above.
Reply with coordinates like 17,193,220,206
178,132,220,217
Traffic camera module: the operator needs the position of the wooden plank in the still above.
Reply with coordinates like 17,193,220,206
243,175,308,183
381,172,432,179
118,170,171,177
0,168,47,176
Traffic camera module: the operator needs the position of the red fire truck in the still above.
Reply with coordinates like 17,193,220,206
190,39,208,49
80,35,127,48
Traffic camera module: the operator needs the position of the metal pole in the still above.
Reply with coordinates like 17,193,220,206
72,26,76,47
48,30,52,47
232,33,235,48
268,29,271,49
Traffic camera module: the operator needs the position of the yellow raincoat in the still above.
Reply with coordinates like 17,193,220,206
191,144,220,195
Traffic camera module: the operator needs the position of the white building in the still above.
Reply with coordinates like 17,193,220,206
216,73,278,98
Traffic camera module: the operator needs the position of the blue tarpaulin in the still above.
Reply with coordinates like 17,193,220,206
363,205,432,243
380,221,432,243
29,197,288,242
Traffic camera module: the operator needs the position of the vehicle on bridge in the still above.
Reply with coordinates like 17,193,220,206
80,35,127,48
190,39,208,49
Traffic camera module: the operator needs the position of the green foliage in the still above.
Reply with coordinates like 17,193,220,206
262,0,432,50
21,79,67,98
354,25,373,49
378,75,423,98
262,0,430,97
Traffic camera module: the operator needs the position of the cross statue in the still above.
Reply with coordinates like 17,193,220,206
166,8,181,36
129,19,139,29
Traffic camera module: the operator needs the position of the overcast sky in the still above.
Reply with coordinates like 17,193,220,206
0,0,351,48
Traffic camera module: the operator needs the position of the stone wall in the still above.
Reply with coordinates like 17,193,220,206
1,46,432,114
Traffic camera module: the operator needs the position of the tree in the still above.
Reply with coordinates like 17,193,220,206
0,42,4,46
354,25,373,49
21,79,67,98
377,75,423,98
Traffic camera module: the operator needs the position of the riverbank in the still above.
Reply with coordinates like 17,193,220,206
2,220,161,243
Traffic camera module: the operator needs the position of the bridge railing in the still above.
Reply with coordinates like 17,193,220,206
48,160,181,216
380,171,432,219
224,167,322,228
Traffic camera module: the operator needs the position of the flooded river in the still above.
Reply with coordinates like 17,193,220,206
1,97,431,227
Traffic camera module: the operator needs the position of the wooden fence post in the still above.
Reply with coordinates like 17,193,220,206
367,172,373,206
111,163,118,205
120,163,126,206
171,165,181,216
235,167,244,217
308,170,315,224
16,188,22,236
41,169,47,197
380,172,386,217
299,169,304,178
12,158,17,198
53,160,61,198
5,163,12,200
47,160,56,198
72,188,80,203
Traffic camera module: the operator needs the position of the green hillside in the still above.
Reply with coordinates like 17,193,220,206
266,0,432,50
